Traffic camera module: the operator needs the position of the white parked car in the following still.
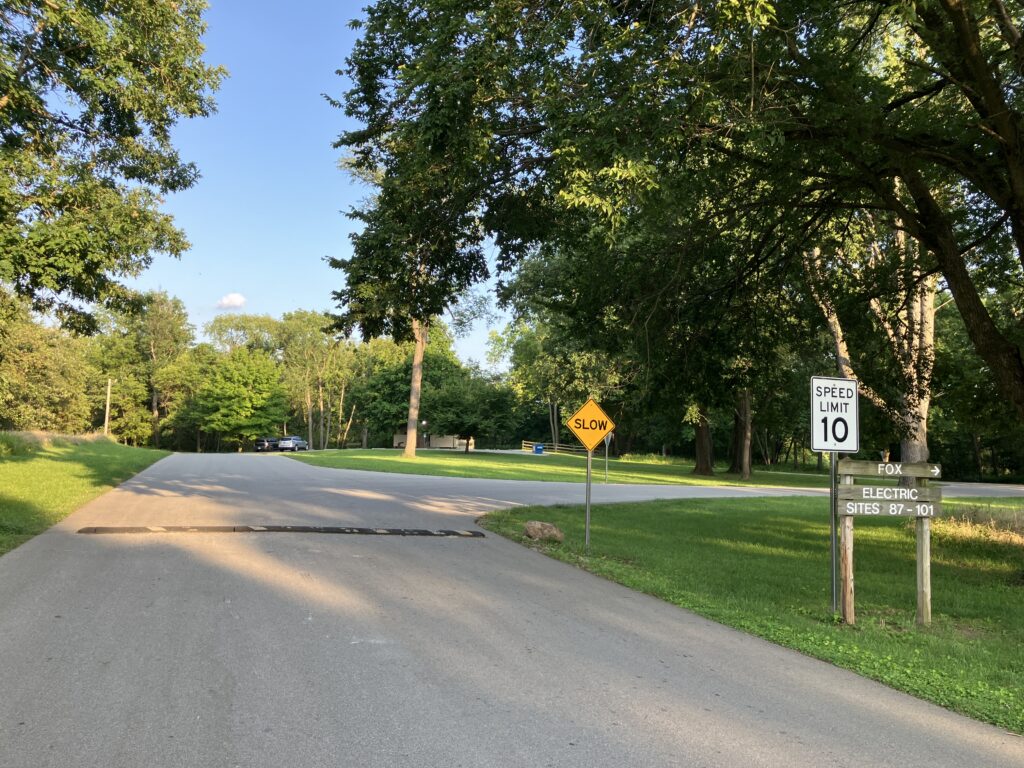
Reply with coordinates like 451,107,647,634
277,436,309,451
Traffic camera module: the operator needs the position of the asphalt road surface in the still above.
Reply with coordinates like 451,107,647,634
0,454,1020,767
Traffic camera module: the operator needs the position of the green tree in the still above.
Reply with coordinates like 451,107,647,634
425,366,521,450
205,314,281,354
105,374,151,446
89,291,191,447
491,318,621,451
153,343,218,451
0,0,224,331
278,310,351,450
136,293,193,447
332,0,497,456
194,348,287,451
89,307,150,444
0,297,95,432
348,336,409,446
930,288,1024,479
339,1,1024,426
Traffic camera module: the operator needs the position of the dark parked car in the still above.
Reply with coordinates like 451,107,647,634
277,436,308,451
254,437,278,452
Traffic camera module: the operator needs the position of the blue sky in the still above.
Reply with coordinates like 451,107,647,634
129,1,502,366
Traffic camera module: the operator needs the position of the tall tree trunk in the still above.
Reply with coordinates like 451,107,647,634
896,270,935,485
728,403,742,473
323,398,332,450
899,394,929,463
804,235,938,468
305,388,314,446
403,319,427,458
900,169,1024,419
317,380,327,450
335,382,347,447
150,388,160,449
728,389,752,478
754,428,770,466
548,400,559,450
361,424,368,449
341,405,356,447
693,411,714,475
149,340,161,448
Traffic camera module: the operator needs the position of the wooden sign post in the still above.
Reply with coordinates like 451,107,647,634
917,513,931,625
836,460,941,626
839,471,854,624
840,510,855,624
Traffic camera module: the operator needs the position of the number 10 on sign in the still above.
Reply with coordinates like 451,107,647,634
810,376,859,453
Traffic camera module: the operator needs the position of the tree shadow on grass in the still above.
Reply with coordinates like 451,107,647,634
0,494,51,557
0,439,168,556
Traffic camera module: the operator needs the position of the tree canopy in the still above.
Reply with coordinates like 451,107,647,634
336,0,1024,422
0,0,224,331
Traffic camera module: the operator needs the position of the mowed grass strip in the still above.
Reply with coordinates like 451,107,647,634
0,434,169,556
481,496,1024,734
291,448,831,488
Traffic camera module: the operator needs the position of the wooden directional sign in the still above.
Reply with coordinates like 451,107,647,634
833,458,943,627
566,399,615,452
838,459,942,479
836,464,943,518
838,498,941,517
837,486,942,503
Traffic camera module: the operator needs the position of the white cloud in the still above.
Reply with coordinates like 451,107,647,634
216,292,247,310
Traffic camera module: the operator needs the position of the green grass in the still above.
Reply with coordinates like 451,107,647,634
0,433,169,556
480,495,1024,733
291,448,833,487
945,497,1024,536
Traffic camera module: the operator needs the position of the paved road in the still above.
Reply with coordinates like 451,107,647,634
0,454,1020,767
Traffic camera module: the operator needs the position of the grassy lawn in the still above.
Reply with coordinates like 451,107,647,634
480,495,1024,734
291,448,833,487
0,433,169,556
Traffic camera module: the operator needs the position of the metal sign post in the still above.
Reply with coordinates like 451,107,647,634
810,377,860,616
830,451,838,614
566,399,616,554
585,450,593,550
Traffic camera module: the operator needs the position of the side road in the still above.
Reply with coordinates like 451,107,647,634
0,453,1020,768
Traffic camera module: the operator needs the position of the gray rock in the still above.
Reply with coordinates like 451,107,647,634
523,520,564,543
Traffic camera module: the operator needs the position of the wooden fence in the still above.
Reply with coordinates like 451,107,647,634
521,440,589,456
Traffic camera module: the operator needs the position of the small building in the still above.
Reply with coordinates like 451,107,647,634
392,432,475,451
426,434,475,451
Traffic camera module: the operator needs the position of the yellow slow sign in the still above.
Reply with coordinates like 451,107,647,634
566,398,615,452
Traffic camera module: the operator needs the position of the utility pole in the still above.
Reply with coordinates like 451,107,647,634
103,378,113,436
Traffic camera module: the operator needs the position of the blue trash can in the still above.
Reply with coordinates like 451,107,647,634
533,444,544,455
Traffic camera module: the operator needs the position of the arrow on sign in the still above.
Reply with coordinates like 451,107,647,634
930,466,940,477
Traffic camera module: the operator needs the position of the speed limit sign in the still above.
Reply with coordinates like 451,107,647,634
811,376,859,453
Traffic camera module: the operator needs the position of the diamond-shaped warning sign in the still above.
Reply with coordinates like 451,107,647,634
566,399,615,452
